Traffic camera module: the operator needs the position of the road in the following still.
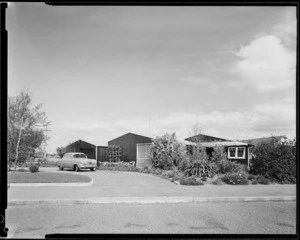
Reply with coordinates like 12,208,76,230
6,201,296,238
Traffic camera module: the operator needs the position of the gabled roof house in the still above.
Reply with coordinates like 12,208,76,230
184,134,254,167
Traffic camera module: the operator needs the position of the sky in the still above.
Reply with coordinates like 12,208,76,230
7,4,297,153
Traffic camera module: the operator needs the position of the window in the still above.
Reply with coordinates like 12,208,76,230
74,154,87,159
228,147,245,159
229,148,236,157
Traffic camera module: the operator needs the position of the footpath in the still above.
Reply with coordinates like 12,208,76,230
7,168,296,206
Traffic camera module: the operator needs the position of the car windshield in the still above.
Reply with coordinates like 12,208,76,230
74,154,87,158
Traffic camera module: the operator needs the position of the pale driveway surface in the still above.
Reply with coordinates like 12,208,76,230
8,167,296,201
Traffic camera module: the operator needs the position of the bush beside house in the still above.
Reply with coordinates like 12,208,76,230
250,138,296,184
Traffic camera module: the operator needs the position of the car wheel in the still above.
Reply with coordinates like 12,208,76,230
90,167,96,171
74,165,80,172
59,166,64,171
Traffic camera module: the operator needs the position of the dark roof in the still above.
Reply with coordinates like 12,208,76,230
239,135,287,147
66,139,96,147
109,132,152,142
185,134,232,143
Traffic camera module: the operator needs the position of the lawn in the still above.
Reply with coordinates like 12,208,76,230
8,172,92,183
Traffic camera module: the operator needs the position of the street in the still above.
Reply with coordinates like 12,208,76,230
6,201,296,237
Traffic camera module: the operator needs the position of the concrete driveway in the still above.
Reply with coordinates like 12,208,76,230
40,167,175,188
8,167,296,202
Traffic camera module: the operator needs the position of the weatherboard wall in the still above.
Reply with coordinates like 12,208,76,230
108,133,152,163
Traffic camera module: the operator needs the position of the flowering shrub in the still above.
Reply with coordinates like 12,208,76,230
99,161,137,171
150,133,188,170
221,172,249,185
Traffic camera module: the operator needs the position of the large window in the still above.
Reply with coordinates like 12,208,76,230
228,147,246,159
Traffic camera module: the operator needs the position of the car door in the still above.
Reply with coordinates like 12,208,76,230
61,154,68,168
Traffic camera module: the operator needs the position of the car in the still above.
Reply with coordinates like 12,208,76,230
57,152,97,171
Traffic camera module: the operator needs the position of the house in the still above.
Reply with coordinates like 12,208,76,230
108,133,152,167
239,135,288,147
184,134,254,167
64,140,108,166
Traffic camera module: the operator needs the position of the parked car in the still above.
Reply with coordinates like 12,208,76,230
57,152,97,171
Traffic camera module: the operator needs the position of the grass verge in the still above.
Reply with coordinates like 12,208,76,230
8,172,92,183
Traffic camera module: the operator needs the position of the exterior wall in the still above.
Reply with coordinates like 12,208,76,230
96,146,108,165
187,145,249,165
65,140,96,159
108,133,152,163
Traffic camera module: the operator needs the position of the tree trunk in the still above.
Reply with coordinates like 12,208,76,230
14,116,24,172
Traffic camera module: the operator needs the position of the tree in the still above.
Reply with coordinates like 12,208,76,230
8,90,50,170
150,133,188,169
56,146,66,158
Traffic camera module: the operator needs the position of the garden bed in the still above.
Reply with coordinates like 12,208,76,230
8,172,92,183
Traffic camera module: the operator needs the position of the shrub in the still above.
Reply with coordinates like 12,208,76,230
17,168,27,172
185,160,217,178
201,176,207,182
180,177,204,186
257,176,270,185
142,166,151,173
247,174,256,181
153,168,163,175
29,164,39,173
221,173,249,185
99,161,137,172
210,146,227,163
252,180,258,185
216,160,245,174
178,159,190,171
171,171,185,181
250,137,296,183
150,133,188,170
188,145,209,162
162,170,176,178
211,178,223,185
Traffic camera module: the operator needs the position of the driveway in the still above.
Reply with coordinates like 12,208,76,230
8,167,296,201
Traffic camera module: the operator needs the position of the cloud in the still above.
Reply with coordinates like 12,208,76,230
231,35,296,92
48,99,296,152
272,8,296,48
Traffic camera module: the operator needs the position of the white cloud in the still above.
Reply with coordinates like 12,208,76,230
272,8,296,48
231,35,296,92
47,100,296,152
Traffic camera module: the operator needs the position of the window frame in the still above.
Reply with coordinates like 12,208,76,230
227,147,246,159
